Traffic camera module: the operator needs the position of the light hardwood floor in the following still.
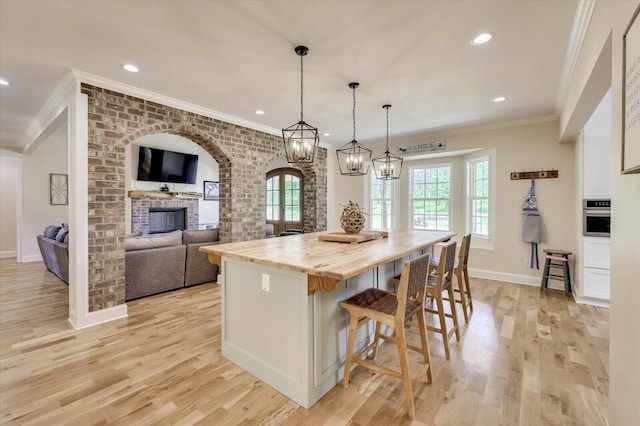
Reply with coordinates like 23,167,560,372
0,258,609,425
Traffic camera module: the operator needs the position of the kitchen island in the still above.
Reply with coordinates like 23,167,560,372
200,230,455,408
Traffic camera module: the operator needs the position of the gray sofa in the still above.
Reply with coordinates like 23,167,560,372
37,224,69,284
124,229,219,301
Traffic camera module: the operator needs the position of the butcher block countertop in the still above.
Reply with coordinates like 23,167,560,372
200,230,455,294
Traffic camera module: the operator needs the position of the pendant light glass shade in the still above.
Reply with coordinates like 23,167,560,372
337,82,372,176
282,46,319,164
372,104,403,180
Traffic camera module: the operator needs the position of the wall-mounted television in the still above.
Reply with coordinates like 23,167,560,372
136,146,199,184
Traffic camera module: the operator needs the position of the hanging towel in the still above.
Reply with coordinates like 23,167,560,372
522,177,545,269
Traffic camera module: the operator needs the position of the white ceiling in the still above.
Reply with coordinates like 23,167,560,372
0,0,578,151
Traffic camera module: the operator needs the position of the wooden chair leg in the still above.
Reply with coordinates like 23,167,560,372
447,285,460,341
463,268,473,313
455,268,469,323
371,320,382,360
342,314,359,387
435,294,450,360
395,325,415,420
416,307,432,384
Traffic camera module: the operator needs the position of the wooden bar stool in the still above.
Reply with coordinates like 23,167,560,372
428,234,473,323
424,241,460,360
340,253,433,419
389,241,460,360
540,249,572,296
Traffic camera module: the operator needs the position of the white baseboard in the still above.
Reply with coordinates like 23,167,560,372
21,254,43,263
0,250,16,258
468,267,565,291
69,304,128,330
573,295,610,308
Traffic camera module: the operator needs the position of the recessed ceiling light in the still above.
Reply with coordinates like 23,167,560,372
493,96,507,102
254,110,265,115
471,32,494,45
323,133,331,137
0,78,10,86
122,64,139,73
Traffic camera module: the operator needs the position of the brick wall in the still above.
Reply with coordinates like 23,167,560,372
82,84,327,312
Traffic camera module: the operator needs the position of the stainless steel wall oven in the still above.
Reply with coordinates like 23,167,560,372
583,199,611,237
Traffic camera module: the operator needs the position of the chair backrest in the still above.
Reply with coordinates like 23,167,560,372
459,234,472,268
435,241,457,288
395,253,431,312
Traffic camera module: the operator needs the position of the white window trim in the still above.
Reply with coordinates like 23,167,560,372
464,149,495,249
408,162,453,232
368,173,396,230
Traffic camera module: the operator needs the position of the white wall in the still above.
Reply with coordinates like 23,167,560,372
334,120,575,287
125,133,219,232
560,1,640,423
21,119,69,261
327,150,367,231
0,154,19,257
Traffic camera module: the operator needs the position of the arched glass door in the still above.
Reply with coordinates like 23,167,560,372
266,168,303,236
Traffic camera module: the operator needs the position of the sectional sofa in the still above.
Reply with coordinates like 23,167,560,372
37,226,220,300
124,229,220,300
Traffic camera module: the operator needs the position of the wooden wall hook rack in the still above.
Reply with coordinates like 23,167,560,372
510,169,558,180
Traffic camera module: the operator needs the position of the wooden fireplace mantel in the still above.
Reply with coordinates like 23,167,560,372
127,190,202,200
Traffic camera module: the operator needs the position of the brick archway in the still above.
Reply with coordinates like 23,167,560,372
81,84,327,312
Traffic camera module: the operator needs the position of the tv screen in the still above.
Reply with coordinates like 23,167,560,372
137,146,199,184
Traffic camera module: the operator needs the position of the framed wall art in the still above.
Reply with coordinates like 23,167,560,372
203,180,219,201
622,3,640,174
50,173,68,205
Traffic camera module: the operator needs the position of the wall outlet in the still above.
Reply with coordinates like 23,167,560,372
261,273,270,292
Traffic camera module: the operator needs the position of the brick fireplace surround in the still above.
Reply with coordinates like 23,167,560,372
131,198,198,234
83,84,327,312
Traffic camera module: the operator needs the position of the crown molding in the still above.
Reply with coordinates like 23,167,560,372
364,114,559,149
22,70,78,153
71,69,282,138
556,0,596,112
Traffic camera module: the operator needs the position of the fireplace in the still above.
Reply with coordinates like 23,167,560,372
148,208,187,234
130,195,199,235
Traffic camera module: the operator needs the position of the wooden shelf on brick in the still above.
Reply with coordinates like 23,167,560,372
127,190,202,200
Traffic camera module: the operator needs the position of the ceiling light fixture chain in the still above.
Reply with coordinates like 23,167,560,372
372,104,403,180
282,45,319,165
351,82,357,141
336,82,372,176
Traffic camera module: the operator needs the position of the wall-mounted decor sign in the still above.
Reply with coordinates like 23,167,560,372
50,173,68,205
623,3,640,174
203,180,219,201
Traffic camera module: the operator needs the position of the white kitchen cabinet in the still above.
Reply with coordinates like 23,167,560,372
583,237,611,269
582,89,611,199
583,267,610,300
582,237,610,302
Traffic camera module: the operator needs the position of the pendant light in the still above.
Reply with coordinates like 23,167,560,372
336,82,372,176
282,46,319,164
372,105,403,180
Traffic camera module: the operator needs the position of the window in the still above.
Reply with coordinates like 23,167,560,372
468,158,489,237
283,174,301,222
411,165,451,230
266,175,280,221
370,174,393,229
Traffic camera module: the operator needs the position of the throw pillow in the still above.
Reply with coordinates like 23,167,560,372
44,225,62,239
55,227,69,242
63,232,69,244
